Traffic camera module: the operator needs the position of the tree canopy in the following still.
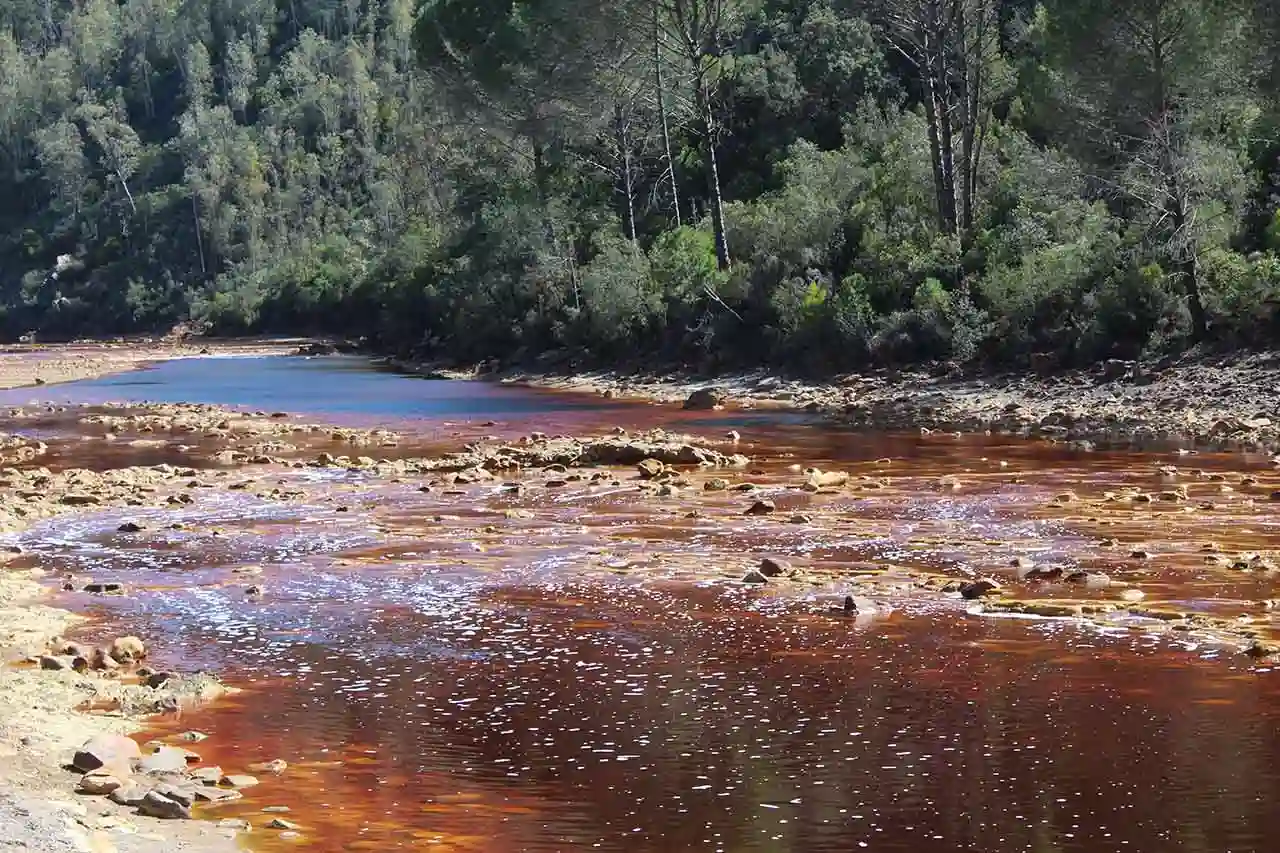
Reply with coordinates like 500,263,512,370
4,0,1280,368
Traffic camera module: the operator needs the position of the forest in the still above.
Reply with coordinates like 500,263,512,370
4,0,1280,371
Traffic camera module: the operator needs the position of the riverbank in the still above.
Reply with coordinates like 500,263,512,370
465,349,1280,452
0,338,309,391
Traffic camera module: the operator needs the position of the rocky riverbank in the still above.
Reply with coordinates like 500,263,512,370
442,350,1280,452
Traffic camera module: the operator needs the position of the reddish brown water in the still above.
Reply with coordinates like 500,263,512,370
6,360,1280,853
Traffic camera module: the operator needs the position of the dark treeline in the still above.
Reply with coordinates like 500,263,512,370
5,0,1280,370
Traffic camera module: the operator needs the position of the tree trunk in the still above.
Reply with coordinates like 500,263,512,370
615,103,638,244
697,82,730,270
654,8,681,229
191,194,206,276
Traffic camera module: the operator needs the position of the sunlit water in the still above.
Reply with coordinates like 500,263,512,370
4,356,1280,853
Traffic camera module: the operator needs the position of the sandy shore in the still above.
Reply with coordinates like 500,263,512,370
0,338,310,391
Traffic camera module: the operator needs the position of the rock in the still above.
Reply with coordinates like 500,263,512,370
139,746,192,774
268,818,300,830
76,771,125,795
704,478,730,491
60,494,101,506
741,570,769,584
108,781,150,807
223,774,259,788
727,430,741,443
745,499,776,516
138,790,192,820
804,469,849,489
960,578,1003,600
1246,640,1279,658
117,522,146,533
842,595,878,614
83,582,125,595
787,514,813,524
248,759,288,775
195,786,243,804
146,671,174,690
636,458,665,479
73,734,141,773
190,766,224,784
152,781,198,807
1118,588,1146,602
176,731,209,743
759,557,791,578
39,655,68,671
218,818,252,832
683,388,726,411
110,636,146,662
1065,571,1113,589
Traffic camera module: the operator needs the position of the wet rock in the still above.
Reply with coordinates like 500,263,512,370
804,469,849,489
83,582,125,595
683,388,726,411
248,759,288,775
223,774,260,788
218,818,252,832
117,522,146,533
1065,571,1113,589
741,569,769,584
960,578,1003,600
39,655,69,671
152,781,198,808
1118,588,1146,602
636,459,665,480
842,595,877,614
656,484,680,497
190,766,224,784
1246,640,1279,658
73,734,142,773
745,499,776,516
76,771,125,796
138,790,191,820
759,557,791,578
196,786,243,804
59,494,101,506
787,513,813,524
176,731,209,743
244,585,265,597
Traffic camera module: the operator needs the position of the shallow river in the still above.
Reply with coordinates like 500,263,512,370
5,357,1280,853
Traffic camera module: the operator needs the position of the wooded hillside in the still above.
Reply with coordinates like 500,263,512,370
4,0,1280,370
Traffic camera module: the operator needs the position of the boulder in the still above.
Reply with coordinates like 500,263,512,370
138,790,191,820
959,578,1003,600
682,388,726,411
73,734,141,773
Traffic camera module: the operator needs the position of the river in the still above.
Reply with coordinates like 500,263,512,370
3,356,1279,853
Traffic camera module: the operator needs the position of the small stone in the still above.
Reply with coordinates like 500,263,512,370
248,759,288,775
138,791,191,820
960,578,1003,600
703,478,730,492
758,557,791,578
217,818,252,832
195,786,243,804
1129,549,1152,560
83,582,126,595
176,731,209,743
76,771,125,795
787,514,812,524
261,805,291,813
117,522,146,533
741,570,769,585
636,459,665,480
146,671,174,690
1118,588,1146,602
745,499,776,516
268,818,300,830
190,765,224,784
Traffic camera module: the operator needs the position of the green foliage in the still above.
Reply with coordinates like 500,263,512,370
1,0,1279,370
